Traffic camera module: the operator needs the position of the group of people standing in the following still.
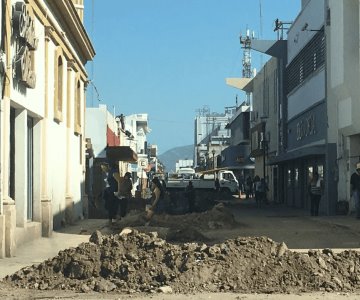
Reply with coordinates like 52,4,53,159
100,161,360,223
101,162,133,224
240,175,268,207
101,161,168,225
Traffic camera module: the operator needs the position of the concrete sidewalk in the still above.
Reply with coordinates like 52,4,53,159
0,219,109,279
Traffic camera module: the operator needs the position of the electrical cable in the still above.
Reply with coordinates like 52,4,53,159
87,80,101,102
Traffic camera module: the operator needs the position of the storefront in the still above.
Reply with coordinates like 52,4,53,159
269,100,338,214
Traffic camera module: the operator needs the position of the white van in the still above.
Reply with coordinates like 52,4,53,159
176,167,196,179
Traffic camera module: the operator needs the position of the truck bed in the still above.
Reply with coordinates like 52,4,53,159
166,178,215,190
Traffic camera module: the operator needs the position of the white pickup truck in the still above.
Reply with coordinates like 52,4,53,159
166,170,239,194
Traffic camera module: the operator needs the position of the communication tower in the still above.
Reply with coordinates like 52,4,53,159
239,29,255,105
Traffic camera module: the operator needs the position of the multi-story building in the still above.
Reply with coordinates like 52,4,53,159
124,113,150,155
222,102,254,187
0,0,95,258
175,159,194,172
277,0,329,212
235,0,360,214
124,113,151,189
194,106,233,171
324,0,360,213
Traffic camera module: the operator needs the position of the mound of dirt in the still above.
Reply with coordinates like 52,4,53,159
113,203,238,231
109,203,238,242
4,229,360,294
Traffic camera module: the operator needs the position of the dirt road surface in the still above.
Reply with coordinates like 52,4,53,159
1,198,360,299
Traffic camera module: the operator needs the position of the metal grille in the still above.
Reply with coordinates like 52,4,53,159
286,29,325,94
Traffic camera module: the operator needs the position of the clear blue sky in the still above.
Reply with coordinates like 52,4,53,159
84,0,300,155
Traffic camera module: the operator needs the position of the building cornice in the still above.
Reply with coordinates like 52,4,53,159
31,0,95,78
46,0,95,61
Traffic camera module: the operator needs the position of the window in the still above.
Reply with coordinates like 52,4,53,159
74,78,82,134
54,51,64,122
286,29,325,93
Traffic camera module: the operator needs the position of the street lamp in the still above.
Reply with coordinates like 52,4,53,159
212,149,216,169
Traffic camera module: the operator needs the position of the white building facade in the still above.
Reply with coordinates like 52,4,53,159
326,0,360,211
0,0,94,257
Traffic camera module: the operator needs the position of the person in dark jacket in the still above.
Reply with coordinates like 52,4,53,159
350,163,360,219
185,181,196,213
116,171,133,218
215,177,220,193
145,177,165,224
103,162,120,223
308,171,324,216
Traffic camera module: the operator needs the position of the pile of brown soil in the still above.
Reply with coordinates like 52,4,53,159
113,203,238,230
110,203,239,242
4,229,360,294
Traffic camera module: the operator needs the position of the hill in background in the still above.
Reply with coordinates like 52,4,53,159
158,145,194,173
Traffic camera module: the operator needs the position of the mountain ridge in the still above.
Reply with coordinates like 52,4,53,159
158,145,194,173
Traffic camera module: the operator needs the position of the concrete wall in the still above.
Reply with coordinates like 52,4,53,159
85,106,107,158
288,0,325,63
326,0,360,207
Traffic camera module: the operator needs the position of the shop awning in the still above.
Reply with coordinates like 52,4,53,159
106,146,138,163
268,145,326,165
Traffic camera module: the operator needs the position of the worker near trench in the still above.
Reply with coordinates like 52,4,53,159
114,171,133,219
184,181,196,213
145,177,165,224
101,161,121,224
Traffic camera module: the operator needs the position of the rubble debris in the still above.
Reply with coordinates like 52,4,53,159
4,229,360,294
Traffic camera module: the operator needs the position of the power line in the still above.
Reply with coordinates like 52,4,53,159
87,80,101,102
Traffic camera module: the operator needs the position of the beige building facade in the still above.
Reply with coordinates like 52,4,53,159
0,0,94,258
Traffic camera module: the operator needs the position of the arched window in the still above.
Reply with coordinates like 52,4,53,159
54,53,63,121
57,56,63,111
74,78,82,134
